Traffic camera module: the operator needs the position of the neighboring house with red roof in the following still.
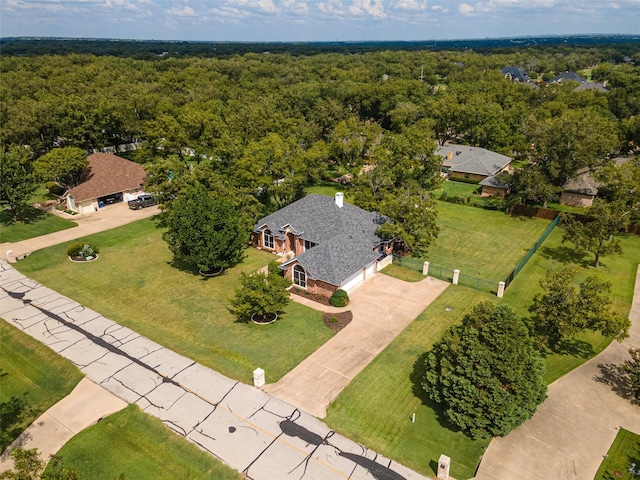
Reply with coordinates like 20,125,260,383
251,193,393,295
66,153,147,214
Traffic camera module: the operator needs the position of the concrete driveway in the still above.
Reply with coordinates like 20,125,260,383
0,260,430,480
1,202,159,262
0,378,127,472
265,274,449,418
474,265,640,480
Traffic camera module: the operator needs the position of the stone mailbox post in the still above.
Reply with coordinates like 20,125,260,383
437,454,450,479
253,368,265,388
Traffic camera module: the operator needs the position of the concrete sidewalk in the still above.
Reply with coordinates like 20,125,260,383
268,274,449,418
474,265,640,480
0,378,127,472
0,260,430,480
0,203,159,262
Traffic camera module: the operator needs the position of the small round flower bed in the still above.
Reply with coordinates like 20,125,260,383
67,242,99,262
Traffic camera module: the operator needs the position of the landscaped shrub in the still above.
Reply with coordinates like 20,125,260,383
329,289,349,307
45,181,66,196
66,242,98,259
476,197,506,211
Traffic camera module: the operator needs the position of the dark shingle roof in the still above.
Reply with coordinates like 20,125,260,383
562,168,600,196
67,153,146,202
436,145,512,177
254,194,386,286
501,66,530,83
575,82,608,92
549,71,586,84
479,175,510,189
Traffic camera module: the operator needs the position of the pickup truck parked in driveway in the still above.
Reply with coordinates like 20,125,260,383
128,195,158,210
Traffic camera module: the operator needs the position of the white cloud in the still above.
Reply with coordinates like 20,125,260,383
394,0,427,11
348,0,386,17
317,0,348,16
458,2,474,15
166,5,196,16
431,4,448,12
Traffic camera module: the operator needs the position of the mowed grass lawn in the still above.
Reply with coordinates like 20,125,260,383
325,285,494,480
0,207,77,243
501,227,640,383
50,405,241,480
0,321,83,450
594,428,640,480
424,202,551,282
13,218,334,384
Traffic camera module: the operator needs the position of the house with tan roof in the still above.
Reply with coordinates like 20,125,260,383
66,153,147,214
251,193,393,295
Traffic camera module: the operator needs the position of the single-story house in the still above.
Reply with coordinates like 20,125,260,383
251,193,393,295
501,66,530,83
436,145,512,197
560,167,599,207
66,153,147,214
549,71,586,84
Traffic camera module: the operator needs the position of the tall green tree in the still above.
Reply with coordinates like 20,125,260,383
162,183,248,273
529,267,630,349
621,348,640,401
229,263,291,323
596,157,640,221
524,108,618,187
0,145,37,221
422,302,547,440
562,199,630,267
33,147,88,190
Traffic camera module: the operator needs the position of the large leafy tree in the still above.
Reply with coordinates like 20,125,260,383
529,267,630,349
0,145,37,221
229,263,291,323
33,147,88,190
524,108,618,187
562,199,630,267
162,183,249,273
621,348,640,401
596,157,640,221
422,302,547,440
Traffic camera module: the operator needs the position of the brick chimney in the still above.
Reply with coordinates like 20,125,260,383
447,151,453,160
335,192,344,208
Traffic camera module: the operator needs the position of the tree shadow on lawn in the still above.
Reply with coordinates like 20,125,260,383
594,362,639,406
538,245,593,268
550,338,595,359
0,206,48,226
166,257,228,281
409,352,463,433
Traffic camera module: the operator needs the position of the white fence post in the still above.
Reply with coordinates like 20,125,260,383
422,261,430,276
497,281,506,298
452,269,460,285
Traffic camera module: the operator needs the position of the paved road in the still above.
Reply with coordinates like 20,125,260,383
267,274,449,418
474,265,640,480
0,260,430,480
0,203,159,262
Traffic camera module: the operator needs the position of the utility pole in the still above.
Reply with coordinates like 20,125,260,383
419,65,425,82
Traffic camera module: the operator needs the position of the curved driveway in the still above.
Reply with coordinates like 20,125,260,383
474,266,640,480
267,274,449,418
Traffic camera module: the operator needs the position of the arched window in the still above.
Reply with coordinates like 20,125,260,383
263,229,275,249
293,265,307,289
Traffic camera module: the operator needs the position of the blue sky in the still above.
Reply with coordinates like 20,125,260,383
1,0,639,42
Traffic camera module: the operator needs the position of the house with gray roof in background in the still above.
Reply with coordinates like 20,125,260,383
501,66,530,83
436,145,512,197
251,193,393,295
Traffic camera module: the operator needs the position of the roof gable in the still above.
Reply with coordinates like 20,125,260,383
436,145,512,177
255,194,386,286
67,153,146,202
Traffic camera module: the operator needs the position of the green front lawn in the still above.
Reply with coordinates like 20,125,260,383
501,228,640,384
305,181,353,203
594,428,640,480
0,321,83,450
325,286,493,480
49,405,241,480
0,206,77,243
423,202,551,282
13,218,334,384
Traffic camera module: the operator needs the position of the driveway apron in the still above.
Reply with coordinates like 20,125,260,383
0,260,430,480
265,274,449,418
474,265,640,480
